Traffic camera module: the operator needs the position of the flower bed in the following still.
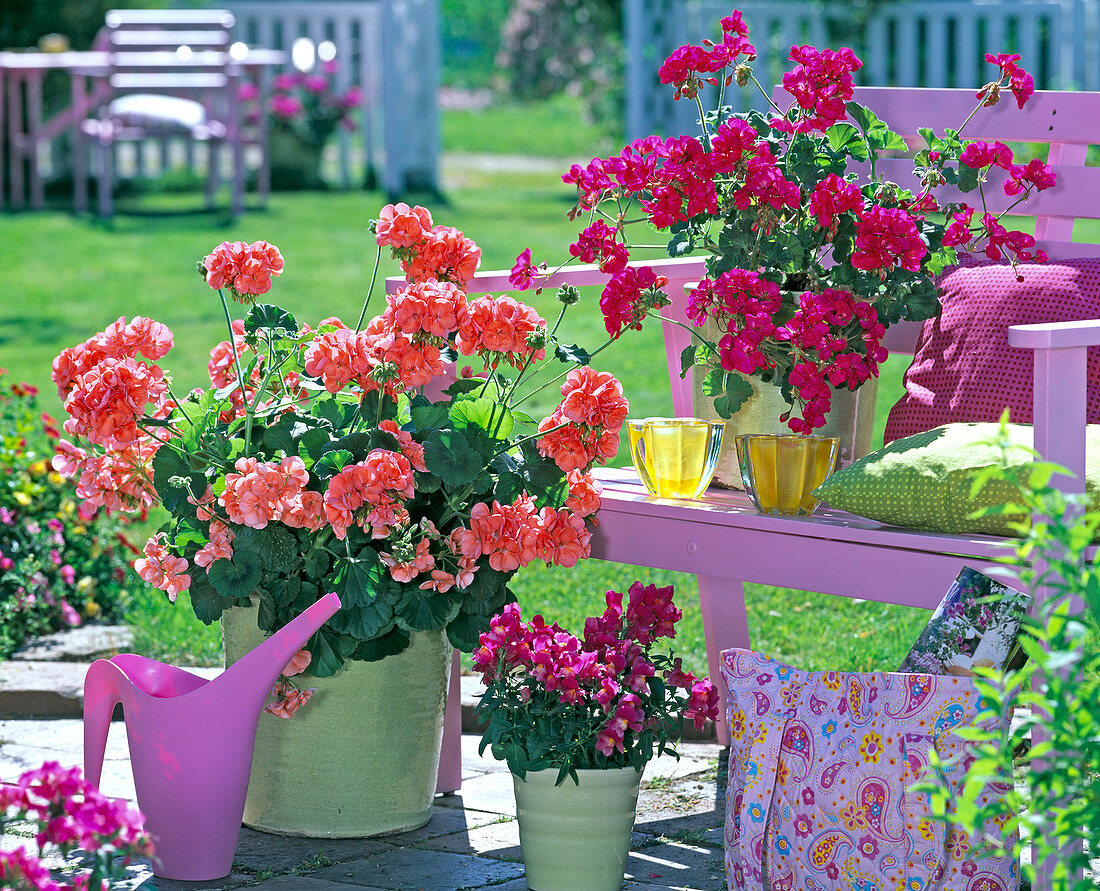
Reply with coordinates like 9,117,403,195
0,372,139,659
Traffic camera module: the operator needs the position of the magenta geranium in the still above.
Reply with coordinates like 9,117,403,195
525,8,1056,433
0,760,152,889
240,61,359,151
473,582,720,780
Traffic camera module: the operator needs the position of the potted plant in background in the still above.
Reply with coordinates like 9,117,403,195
240,63,361,189
526,8,1053,485
473,581,720,891
50,202,657,837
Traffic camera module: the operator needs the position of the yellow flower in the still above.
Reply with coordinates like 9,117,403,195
73,524,87,536
13,492,30,506
48,472,63,485
859,730,884,764
83,598,101,619
60,500,76,518
917,818,935,840
76,576,96,594
29,460,48,476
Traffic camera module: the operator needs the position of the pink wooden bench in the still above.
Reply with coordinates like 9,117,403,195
412,86,1097,886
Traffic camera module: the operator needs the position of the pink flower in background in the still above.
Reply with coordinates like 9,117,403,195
60,599,82,627
237,81,259,102
303,74,328,94
272,72,300,91
341,85,363,108
270,92,303,120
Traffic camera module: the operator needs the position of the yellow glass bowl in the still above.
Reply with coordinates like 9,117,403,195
734,433,839,516
628,417,724,499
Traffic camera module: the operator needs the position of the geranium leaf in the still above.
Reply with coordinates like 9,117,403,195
307,628,355,678
446,611,490,651
244,304,298,337
826,122,867,161
667,229,694,257
554,342,591,365
350,626,411,662
423,429,482,486
410,400,450,432
151,446,207,514
206,550,263,600
701,368,726,398
713,373,753,419
393,587,461,632
186,572,232,625
680,344,698,379
444,378,485,398
450,397,513,441
328,599,394,640
333,549,383,610
313,449,354,479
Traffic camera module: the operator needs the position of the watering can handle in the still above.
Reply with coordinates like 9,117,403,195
83,658,128,789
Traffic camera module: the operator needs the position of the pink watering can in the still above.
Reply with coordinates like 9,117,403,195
83,592,341,881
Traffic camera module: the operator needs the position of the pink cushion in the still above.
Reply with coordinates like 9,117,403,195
884,257,1100,443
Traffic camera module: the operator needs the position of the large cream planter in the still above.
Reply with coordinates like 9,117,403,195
691,318,878,488
222,604,451,837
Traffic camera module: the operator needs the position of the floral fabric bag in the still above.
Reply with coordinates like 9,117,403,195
721,648,1018,891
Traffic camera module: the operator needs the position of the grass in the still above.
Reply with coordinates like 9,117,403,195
1,97,979,677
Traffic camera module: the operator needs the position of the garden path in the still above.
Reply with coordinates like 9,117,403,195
0,717,726,890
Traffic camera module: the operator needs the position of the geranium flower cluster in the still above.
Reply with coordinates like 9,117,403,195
0,760,152,890
52,203,637,695
538,8,1056,432
474,583,720,775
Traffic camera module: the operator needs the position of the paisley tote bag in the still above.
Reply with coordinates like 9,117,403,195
721,649,1018,891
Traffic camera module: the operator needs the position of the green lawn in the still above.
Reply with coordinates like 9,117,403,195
2,143,936,678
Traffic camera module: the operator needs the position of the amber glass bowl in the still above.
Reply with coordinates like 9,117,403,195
734,433,839,516
628,417,724,499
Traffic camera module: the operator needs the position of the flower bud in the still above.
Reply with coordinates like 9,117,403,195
735,64,752,87
526,328,549,351
557,285,581,306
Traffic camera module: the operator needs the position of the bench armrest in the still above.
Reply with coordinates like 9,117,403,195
1008,319,1100,494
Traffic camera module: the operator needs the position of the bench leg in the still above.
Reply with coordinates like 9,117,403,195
435,649,462,794
697,574,751,746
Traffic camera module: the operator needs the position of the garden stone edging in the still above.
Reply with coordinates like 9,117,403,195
11,624,133,662
0,661,221,719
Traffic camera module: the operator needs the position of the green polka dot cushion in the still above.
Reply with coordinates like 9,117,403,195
812,423,1100,536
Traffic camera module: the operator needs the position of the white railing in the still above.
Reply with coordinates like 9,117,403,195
627,0,1099,139
228,0,438,194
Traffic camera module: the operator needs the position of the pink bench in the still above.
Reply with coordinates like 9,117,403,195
408,86,1096,885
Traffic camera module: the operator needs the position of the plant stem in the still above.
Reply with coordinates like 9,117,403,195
356,242,385,333
216,288,252,455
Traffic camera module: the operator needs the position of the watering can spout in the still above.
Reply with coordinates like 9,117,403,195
220,592,341,710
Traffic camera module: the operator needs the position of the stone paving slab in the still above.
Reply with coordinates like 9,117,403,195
12,625,133,661
0,662,220,719
309,848,526,889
